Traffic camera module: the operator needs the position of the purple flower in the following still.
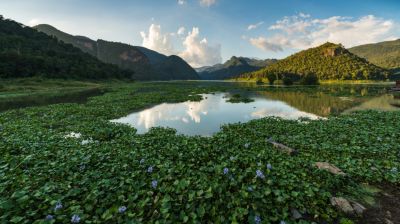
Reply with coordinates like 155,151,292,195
54,201,63,211
139,158,145,164
223,167,229,175
151,180,158,189
71,214,80,223
266,163,272,170
118,206,127,213
255,215,262,224
256,170,265,179
45,215,54,221
147,166,153,173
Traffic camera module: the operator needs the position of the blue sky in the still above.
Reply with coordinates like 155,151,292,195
1,0,400,67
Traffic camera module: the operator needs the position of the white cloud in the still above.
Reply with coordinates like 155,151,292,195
28,18,40,26
140,24,175,55
249,36,287,52
177,0,186,5
250,14,396,52
140,24,221,67
199,0,217,7
248,21,264,30
179,27,222,67
177,26,186,36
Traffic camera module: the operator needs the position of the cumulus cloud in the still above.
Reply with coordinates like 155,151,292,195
140,24,175,55
177,26,186,36
28,18,40,26
177,0,186,5
199,0,217,7
179,27,222,67
250,14,396,52
249,36,285,52
141,24,221,67
248,21,264,30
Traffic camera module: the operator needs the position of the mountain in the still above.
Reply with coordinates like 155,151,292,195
34,24,199,80
0,16,133,79
197,56,277,80
349,39,400,72
241,42,389,81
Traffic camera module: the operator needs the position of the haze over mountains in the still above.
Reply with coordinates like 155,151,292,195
196,56,277,80
34,24,199,80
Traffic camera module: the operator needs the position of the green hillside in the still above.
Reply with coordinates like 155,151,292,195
197,56,277,80
0,16,133,79
349,39,400,71
34,24,199,80
241,43,389,82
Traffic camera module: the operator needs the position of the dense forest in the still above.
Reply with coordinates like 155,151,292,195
34,24,199,80
197,56,277,80
349,39,400,72
0,16,134,79
240,43,389,82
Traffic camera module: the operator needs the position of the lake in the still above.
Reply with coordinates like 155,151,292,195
112,83,400,136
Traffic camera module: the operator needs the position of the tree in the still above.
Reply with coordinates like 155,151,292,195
266,72,277,85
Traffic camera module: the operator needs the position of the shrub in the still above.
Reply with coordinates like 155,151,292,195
282,77,294,86
300,73,319,85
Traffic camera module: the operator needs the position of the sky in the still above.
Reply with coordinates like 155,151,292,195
1,0,400,67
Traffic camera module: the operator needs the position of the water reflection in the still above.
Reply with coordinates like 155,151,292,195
111,84,400,136
112,93,320,136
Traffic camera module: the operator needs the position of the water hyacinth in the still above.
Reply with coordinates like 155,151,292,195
147,166,153,173
256,170,265,179
71,214,80,223
118,206,127,213
151,180,158,189
266,163,272,170
255,215,262,224
223,167,229,175
54,201,62,211
45,215,54,221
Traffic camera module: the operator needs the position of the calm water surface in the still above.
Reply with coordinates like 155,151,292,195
112,85,400,136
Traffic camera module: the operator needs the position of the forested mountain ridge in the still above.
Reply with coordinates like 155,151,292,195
349,39,400,72
240,42,389,81
0,16,134,79
197,56,277,80
34,24,199,80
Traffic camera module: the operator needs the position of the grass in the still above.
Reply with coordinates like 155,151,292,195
0,81,399,223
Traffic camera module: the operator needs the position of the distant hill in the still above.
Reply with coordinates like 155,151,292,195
241,42,389,81
197,56,277,80
0,16,133,79
34,24,199,80
349,39,400,72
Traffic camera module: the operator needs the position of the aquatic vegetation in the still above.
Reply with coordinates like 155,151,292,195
0,81,399,223
226,93,255,103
